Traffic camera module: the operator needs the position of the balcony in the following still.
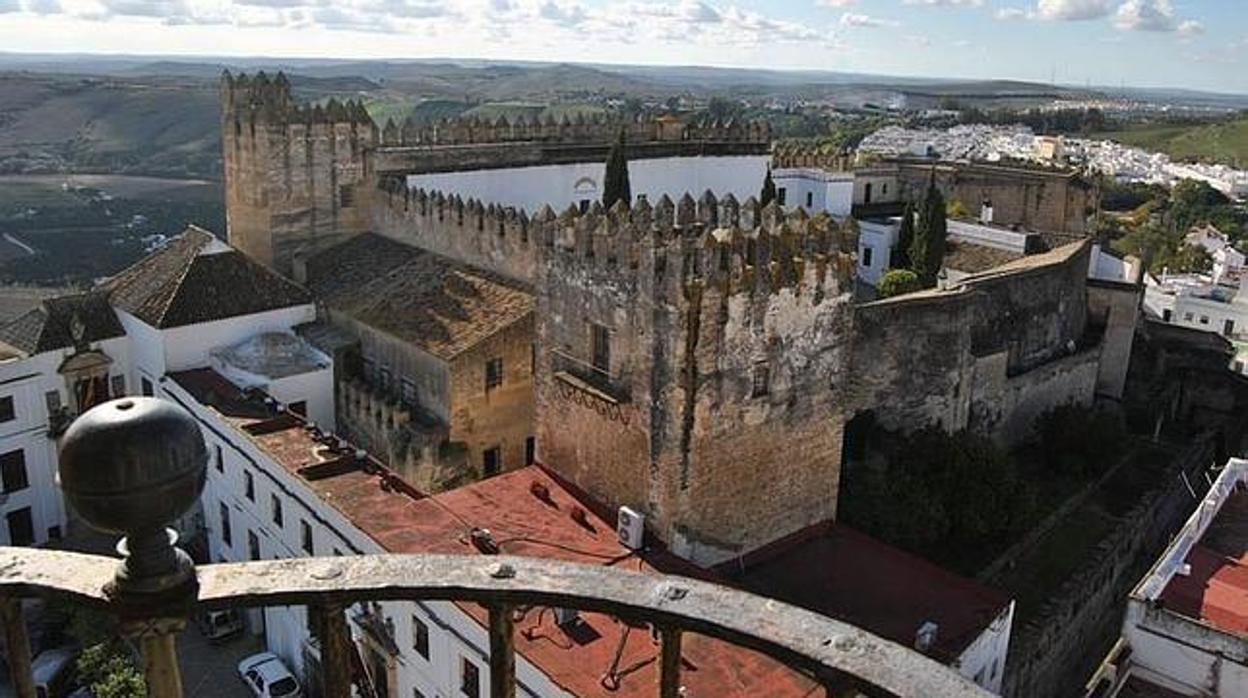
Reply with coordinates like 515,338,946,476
0,397,992,698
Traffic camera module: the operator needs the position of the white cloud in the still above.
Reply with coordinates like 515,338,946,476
901,0,984,6
1118,0,1193,33
23,0,60,13
816,0,857,7
1033,0,1115,21
994,7,1026,20
839,12,897,28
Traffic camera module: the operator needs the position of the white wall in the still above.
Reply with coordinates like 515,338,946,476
406,155,769,213
857,219,901,286
956,602,1014,694
772,168,854,217
0,355,64,546
160,305,317,373
267,370,335,434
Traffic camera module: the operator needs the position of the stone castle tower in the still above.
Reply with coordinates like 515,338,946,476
532,194,858,565
220,71,377,275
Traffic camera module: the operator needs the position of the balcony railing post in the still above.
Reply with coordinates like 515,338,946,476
319,601,353,698
658,625,682,698
129,618,186,698
0,597,36,698
488,603,515,698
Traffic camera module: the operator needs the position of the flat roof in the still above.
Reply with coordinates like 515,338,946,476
1160,488,1248,636
728,525,1011,662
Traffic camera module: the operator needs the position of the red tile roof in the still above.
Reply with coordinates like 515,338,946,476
1161,489,1248,636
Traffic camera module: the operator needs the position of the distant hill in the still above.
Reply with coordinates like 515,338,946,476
1093,116,1248,169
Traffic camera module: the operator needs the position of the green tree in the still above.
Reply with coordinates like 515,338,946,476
945,198,971,220
909,172,948,286
893,202,915,269
760,167,777,207
601,129,631,209
77,643,147,698
877,269,922,298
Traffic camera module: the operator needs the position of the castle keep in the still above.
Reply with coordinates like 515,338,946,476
220,71,1116,566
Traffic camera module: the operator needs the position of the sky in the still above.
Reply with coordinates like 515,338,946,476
0,0,1244,93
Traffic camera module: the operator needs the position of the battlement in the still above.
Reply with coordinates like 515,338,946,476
221,70,375,128
374,177,857,297
771,144,855,171
377,113,770,148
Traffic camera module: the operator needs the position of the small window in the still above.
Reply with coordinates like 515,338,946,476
1200,315,1210,325
244,470,255,501
805,191,813,208
882,183,889,196
0,450,28,493
1225,319,1235,336
110,374,126,399
862,247,873,268
378,367,392,392
271,494,283,527
751,364,770,398
0,396,13,423
339,184,355,209
578,199,590,214
47,525,62,541
525,437,535,465
591,323,610,376
483,447,501,477
412,615,430,660
1184,312,1194,322
460,658,481,698
777,187,787,206
401,378,418,406
1162,308,1172,322
44,390,61,416
215,445,224,473
531,343,536,376
301,520,314,555
6,507,34,547
247,530,261,561
485,358,503,391
220,502,232,546
141,377,153,397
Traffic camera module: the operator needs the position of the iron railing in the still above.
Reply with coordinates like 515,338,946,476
0,396,993,698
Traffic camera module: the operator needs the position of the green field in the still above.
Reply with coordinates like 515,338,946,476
1093,116,1248,168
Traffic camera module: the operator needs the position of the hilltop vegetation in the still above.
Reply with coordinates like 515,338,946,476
1093,114,1248,168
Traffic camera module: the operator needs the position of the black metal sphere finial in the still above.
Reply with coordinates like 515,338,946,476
60,397,207,597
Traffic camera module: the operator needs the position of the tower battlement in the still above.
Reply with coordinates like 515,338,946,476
377,113,770,148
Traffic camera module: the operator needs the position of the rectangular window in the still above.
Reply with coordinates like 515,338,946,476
244,470,255,501
110,374,126,399
215,445,224,473
0,396,13,423
531,343,536,376
1201,315,1210,325
591,323,610,376
0,450,29,493
339,184,355,209
378,367,392,392
1162,308,1172,322
412,615,430,660
805,191,813,208
301,520,314,555
460,658,481,698
578,199,590,214
485,358,503,391
271,494,283,528
247,530,261,561
1184,312,1194,322
141,377,153,397
777,187,787,206
219,502,232,546
47,525,61,541
1225,319,1235,336
44,391,61,416
6,507,34,547
401,378,418,406
525,437,535,465
862,247,873,268
483,447,501,477
751,363,770,398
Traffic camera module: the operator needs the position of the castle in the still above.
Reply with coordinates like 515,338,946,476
219,71,1127,569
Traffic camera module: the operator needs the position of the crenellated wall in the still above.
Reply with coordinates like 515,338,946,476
531,191,859,564
221,71,377,275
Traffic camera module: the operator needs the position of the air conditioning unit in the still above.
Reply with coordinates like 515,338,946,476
617,506,644,550
553,607,580,627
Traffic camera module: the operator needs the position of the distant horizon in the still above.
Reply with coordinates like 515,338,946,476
3,48,1247,100
0,1,1244,95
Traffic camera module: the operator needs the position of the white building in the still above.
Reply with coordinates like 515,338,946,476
1088,458,1248,697
771,167,855,217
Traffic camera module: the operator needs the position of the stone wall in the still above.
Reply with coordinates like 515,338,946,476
534,192,858,565
850,241,1095,443
1000,439,1215,698
220,72,376,275
1087,280,1142,401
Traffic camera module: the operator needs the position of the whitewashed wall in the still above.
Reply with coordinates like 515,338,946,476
406,155,770,213
772,168,854,217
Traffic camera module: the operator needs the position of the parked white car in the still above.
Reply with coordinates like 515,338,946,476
237,652,301,698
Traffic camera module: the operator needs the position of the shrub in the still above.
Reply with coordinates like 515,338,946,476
877,269,922,298
1033,404,1127,478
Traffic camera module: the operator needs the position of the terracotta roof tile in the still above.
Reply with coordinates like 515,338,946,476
0,291,124,356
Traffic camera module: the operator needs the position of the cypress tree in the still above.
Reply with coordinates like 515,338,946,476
909,171,948,286
760,167,777,207
893,201,915,269
602,129,631,209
